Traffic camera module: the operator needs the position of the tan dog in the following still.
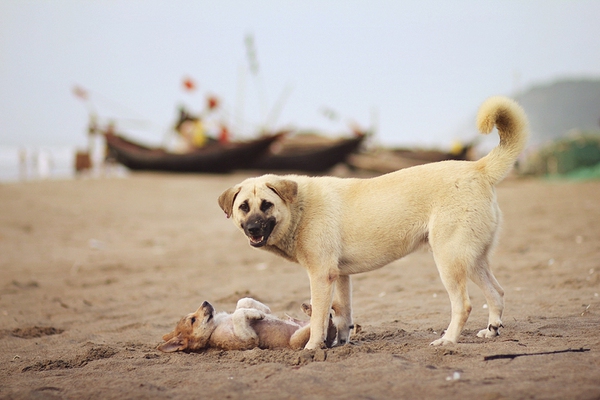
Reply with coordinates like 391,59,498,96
158,298,336,352
218,96,529,349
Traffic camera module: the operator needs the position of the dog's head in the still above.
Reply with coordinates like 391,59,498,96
218,175,298,248
157,301,218,353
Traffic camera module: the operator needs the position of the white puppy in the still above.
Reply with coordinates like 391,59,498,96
158,298,336,352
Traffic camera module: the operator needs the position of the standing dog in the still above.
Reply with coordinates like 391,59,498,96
218,96,528,349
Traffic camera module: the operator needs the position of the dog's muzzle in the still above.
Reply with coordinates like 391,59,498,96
243,215,276,248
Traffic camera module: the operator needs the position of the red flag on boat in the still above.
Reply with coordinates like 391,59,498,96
218,124,230,143
182,77,197,91
207,95,219,110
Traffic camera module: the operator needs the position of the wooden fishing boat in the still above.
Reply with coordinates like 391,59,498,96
249,133,367,172
104,132,282,173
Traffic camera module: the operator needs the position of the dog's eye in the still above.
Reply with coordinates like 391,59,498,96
239,201,250,213
190,317,196,325
260,200,273,212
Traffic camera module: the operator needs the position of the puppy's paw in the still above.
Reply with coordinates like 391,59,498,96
334,326,351,346
241,309,266,321
430,338,456,346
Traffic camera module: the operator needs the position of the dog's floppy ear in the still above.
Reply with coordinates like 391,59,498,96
157,334,187,353
218,186,241,218
162,330,178,342
266,179,298,204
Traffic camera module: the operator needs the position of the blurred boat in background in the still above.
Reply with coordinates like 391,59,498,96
102,128,282,174
100,127,366,174
347,141,475,174
248,131,367,173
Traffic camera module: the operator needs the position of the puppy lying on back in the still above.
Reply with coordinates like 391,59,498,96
158,298,337,352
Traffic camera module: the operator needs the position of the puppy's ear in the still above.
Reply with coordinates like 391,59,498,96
300,302,312,317
218,186,241,218
157,334,187,353
266,179,298,204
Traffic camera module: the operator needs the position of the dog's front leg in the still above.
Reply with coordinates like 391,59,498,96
305,268,337,350
332,274,353,345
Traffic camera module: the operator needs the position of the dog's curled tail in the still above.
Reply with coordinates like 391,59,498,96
475,96,529,185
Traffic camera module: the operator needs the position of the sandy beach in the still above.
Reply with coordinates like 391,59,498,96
1,172,599,399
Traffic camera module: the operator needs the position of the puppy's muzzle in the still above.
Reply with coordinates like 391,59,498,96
243,215,276,248
199,300,215,317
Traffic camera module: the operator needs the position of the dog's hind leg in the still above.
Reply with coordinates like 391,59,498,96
289,324,312,350
332,274,353,345
429,250,473,346
469,253,504,338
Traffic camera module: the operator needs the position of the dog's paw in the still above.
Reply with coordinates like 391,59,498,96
304,340,327,350
430,338,456,346
477,324,502,338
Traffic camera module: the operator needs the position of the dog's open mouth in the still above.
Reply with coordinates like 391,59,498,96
249,235,267,247
243,217,276,248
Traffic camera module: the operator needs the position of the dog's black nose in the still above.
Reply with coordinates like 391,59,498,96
246,221,263,235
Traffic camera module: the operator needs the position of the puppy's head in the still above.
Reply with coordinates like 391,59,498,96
218,175,298,248
157,301,218,353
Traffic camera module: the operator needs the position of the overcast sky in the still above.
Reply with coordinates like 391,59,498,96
1,1,599,149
